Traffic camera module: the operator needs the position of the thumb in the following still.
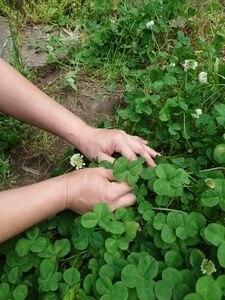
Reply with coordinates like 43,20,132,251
110,193,136,211
95,167,114,181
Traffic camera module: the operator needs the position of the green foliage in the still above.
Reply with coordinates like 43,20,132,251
0,114,24,155
0,114,25,189
1,157,225,298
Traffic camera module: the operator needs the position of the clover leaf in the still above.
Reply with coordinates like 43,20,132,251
113,157,144,185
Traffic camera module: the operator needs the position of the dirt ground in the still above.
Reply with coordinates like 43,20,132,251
8,66,124,188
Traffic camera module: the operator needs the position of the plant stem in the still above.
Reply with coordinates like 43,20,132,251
151,207,187,214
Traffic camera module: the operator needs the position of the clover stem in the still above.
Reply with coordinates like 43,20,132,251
188,167,225,174
60,250,88,262
151,207,187,214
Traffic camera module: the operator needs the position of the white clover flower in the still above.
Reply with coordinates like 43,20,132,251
169,62,176,67
200,258,217,275
198,71,208,84
70,153,85,170
205,178,216,189
191,108,202,119
195,108,202,116
146,20,155,29
183,59,198,71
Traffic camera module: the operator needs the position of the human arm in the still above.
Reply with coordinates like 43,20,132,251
0,168,135,243
0,58,158,166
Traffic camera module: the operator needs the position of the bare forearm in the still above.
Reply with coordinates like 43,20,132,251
0,176,66,243
0,58,91,148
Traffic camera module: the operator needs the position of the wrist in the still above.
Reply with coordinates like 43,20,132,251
46,175,68,213
62,171,81,212
63,117,93,149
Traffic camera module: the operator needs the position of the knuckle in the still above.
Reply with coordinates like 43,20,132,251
113,129,125,139
138,147,147,156
104,189,115,203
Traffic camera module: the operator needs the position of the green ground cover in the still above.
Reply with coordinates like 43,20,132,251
0,0,225,299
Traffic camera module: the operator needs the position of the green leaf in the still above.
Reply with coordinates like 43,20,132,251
162,267,182,287
155,280,173,300
105,237,118,253
38,272,61,292
161,225,176,244
121,264,140,288
96,277,113,295
113,157,143,185
40,259,56,279
176,226,188,239
217,242,225,267
84,274,96,294
156,164,176,180
204,223,225,246
217,275,225,296
165,251,183,268
15,238,32,257
137,278,155,300
141,167,155,180
73,235,89,250
115,207,127,220
201,190,219,207
164,74,177,86
108,221,125,234
26,226,40,241
196,276,222,300
113,157,129,182
94,203,111,221
173,283,191,299
110,282,128,300
127,173,139,185
153,179,171,196
63,268,80,286
81,212,98,228
13,284,28,300
152,80,164,92
89,231,104,249
124,221,139,240
184,294,204,300
8,266,21,284
38,242,55,258
138,254,158,279
0,283,10,300
189,249,204,268
166,212,184,229
54,239,70,258
99,264,115,280
153,213,166,230
30,237,48,253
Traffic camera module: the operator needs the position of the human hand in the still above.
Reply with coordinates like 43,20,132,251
63,167,135,214
77,128,159,167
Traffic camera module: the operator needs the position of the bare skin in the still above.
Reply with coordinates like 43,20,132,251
0,59,158,243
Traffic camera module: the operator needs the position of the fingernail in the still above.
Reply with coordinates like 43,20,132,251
156,152,161,156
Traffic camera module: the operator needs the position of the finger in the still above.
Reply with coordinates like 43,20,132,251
95,167,114,181
110,193,136,211
139,150,156,167
110,181,132,197
98,153,115,164
132,135,148,145
119,142,137,161
131,143,156,167
144,145,160,158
